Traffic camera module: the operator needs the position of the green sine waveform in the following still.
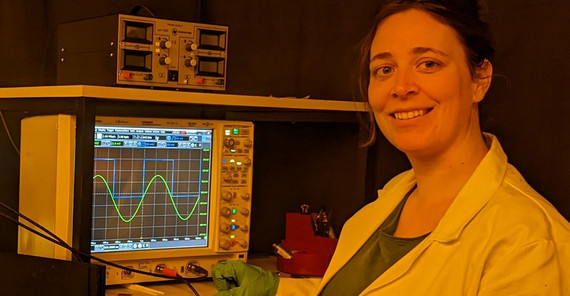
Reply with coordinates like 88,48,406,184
93,174,201,223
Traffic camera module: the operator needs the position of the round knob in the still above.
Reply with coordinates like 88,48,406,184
224,138,236,148
159,56,171,65
185,42,198,51
240,208,250,216
160,40,172,49
219,239,231,249
220,207,231,217
243,158,252,167
241,193,250,201
221,191,232,201
220,223,230,233
184,58,197,67
238,240,248,248
240,224,249,232
243,139,253,148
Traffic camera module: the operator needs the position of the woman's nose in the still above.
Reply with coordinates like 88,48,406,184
391,69,419,99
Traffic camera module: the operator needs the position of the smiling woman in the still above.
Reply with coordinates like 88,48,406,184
210,1,570,295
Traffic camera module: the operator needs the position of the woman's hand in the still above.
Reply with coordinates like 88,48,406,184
212,260,279,296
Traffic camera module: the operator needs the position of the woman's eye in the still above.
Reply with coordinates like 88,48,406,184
418,60,441,71
373,67,393,77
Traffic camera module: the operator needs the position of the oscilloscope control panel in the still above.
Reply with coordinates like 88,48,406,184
57,14,228,91
216,124,254,253
90,117,254,285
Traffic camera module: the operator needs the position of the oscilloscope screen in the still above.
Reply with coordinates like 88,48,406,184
91,125,212,253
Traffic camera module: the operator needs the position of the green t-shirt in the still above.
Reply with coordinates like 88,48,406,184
320,186,428,295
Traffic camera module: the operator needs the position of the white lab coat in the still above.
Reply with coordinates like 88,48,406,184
277,134,570,295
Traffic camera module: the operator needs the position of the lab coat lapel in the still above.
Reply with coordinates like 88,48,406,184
360,133,508,294
317,173,416,292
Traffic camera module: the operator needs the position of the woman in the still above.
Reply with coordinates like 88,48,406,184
212,0,570,295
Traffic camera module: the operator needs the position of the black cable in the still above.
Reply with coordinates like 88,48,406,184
0,110,20,156
129,5,157,17
0,202,207,295
0,201,82,262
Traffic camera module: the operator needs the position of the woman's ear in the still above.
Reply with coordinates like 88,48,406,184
472,59,493,103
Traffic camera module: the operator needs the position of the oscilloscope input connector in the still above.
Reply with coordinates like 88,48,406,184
154,264,178,277
186,261,209,276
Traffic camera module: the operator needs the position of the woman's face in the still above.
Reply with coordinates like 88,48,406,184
368,9,488,158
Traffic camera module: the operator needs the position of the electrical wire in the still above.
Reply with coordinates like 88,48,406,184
0,201,207,295
0,110,20,156
0,201,83,262
129,5,157,17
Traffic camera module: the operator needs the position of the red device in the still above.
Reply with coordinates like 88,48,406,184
277,213,338,276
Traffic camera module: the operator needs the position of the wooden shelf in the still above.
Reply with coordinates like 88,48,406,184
0,85,368,112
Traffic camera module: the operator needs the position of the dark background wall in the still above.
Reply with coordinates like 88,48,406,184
1,0,569,254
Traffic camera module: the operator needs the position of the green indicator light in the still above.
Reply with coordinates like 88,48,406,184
202,158,210,162
199,213,207,216
199,223,207,227
201,180,208,183
232,208,237,214
233,128,239,135
202,169,209,173
94,141,101,146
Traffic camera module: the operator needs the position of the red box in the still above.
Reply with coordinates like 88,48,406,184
277,213,338,276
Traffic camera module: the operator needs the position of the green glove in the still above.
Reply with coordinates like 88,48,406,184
212,260,279,296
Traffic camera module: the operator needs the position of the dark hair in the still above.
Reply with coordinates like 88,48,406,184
359,0,494,146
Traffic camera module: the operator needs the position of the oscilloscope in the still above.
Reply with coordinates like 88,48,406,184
17,114,254,285
92,116,254,284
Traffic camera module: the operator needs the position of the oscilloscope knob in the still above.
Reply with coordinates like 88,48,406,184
240,224,249,232
223,174,233,183
240,208,250,216
221,191,233,201
238,240,248,248
160,40,172,49
224,138,236,148
159,56,172,65
241,193,250,201
243,139,253,148
221,207,231,217
243,158,252,167
220,223,230,233
219,239,231,250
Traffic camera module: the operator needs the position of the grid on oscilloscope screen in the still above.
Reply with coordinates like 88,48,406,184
91,125,212,253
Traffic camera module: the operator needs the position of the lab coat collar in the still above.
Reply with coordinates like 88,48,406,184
360,133,509,292
318,134,509,294
429,133,508,242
